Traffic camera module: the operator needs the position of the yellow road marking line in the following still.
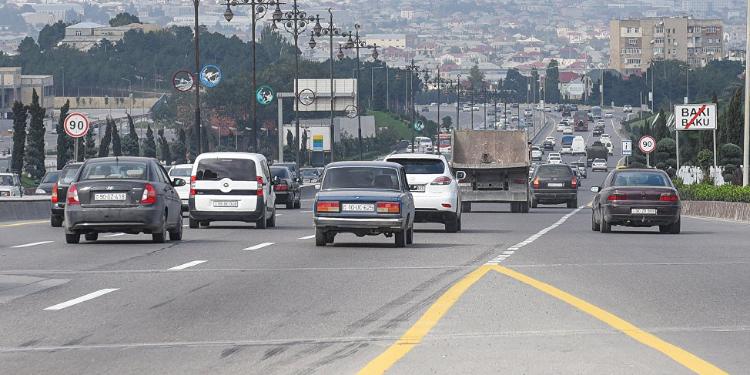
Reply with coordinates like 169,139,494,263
0,220,47,228
357,265,494,375
490,264,728,375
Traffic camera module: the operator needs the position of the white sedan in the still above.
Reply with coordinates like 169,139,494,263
563,127,573,135
604,112,613,118
557,123,566,132
591,158,608,172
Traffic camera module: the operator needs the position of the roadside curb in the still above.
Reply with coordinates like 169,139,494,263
681,200,750,223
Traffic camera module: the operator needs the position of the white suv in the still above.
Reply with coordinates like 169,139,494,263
384,154,461,232
188,152,276,229
168,163,192,212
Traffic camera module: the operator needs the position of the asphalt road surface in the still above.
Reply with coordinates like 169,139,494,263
1,111,748,374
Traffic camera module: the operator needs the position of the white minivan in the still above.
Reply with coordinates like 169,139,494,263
571,136,586,156
188,152,276,229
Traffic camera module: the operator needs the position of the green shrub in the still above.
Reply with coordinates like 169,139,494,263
675,182,750,203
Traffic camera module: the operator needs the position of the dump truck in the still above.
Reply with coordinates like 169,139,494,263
451,130,530,213
586,141,609,167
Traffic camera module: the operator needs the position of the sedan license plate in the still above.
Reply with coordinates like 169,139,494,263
409,185,426,192
547,182,564,188
94,193,126,201
631,208,657,215
213,200,238,208
342,203,374,212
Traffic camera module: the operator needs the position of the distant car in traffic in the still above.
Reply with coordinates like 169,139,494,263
570,161,587,179
63,157,185,244
591,169,680,234
385,154,462,233
530,164,578,208
274,162,299,180
168,163,193,212
50,162,83,227
0,172,22,197
563,126,573,135
530,146,543,161
271,165,301,209
313,161,415,247
623,105,633,113
300,167,321,183
189,152,277,229
35,171,60,195
591,158,608,172
547,152,562,164
557,123,566,132
604,112,613,118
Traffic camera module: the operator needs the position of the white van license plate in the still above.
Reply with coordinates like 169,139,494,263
342,203,374,212
631,208,657,215
213,200,239,208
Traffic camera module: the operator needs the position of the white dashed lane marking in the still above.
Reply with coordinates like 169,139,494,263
298,235,315,240
168,260,207,271
243,242,274,251
11,241,54,248
43,289,119,311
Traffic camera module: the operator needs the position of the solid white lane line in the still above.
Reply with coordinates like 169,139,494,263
298,235,315,240
11,241,54,248
486,207,583,265
43,288,119,311
168,260,207,271
104,233,126,237
243,242,274,251
276,213,283,217
301,210,313,213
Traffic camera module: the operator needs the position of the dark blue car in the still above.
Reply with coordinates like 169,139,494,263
313,161,416,247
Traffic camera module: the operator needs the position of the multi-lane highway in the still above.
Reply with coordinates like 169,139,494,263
1,111,748,374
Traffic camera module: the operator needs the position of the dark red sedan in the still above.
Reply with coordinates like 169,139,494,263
591,168,681,234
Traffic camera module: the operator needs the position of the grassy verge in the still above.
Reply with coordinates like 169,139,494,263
372,111,412,140
675,182,750,203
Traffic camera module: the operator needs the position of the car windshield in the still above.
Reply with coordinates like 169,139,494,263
613,172,670,187
80,162,148,181
169,167,192,177
537,165,573,177
196,159,256,181
301,169,318,177
387,159,444,174
0,175,14,185
42,172,59,183
271,167,289,178
322,167,400,190
59,166,81,184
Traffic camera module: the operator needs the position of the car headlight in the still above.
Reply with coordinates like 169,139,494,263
35,188,45,194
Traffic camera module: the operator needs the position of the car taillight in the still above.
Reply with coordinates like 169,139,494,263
607,193,626,201
532,177,540,189
189,176,196,197
316,201,340,213
659,193,679,202
51,182,59,203
377,202,400,214
571,177,578,189
140,183,157,205
431,176,452,185
256,176,264,197
274,183,289,191
66,183,80,205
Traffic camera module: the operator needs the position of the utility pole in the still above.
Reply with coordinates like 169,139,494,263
456,74,461,131
744,0,750,186
193,0,202,158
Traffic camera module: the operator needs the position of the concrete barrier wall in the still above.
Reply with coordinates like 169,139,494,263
682,201,750,223
0,196,50,222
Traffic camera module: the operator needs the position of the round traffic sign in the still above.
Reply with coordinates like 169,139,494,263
64,112,89,138
298,89,316,106
345,105,357,118
414,121,424,131
199,64,222,88
256,85,275,106
172,70,195,92
638,135,656,154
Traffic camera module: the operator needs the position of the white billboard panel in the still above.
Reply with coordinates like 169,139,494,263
294,79,357,112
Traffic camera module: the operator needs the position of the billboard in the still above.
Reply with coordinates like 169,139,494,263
294,79,357,112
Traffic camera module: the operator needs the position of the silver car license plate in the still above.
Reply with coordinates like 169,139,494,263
409,185,426,192
342,203,374,212
547,183,563,187
213,200,239,208
94,193,126,201
631,208,657,215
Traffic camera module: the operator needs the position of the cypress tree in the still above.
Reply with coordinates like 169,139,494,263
158,128,171,165
56,99,71,169
98,119,113,157
10,101,27,173
111,122,122,156
24,90,47,180
171,128,188,164
142,125,157,158
84,129,97,160
122,114,140,156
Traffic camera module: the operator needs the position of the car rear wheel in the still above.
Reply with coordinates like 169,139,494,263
315,228,326,246
267,208,276,228
189,218,199,229
294,196,301,209
84,233,98,242
531,198,538,208
600,211,612,233
591,210,600,231
152,214,167,243
519,202,529,213
406,225,414,244
65,233,80,244
286,198,294,209
394,230,406,248
256,206,267,229
51,215,63,227
445,214,459,233
660,219,681,234
169,215,183,241
567,198,578,208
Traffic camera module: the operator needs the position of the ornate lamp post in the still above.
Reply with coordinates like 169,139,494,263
308,10,342,162
222,0,276,153
404,59,428,152
339,24,379,160
273,0,315,165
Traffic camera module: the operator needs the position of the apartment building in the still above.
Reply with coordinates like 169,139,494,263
610,17,723,75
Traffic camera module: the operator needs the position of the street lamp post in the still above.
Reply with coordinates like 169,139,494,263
404,60,427,153
223,0,275,154
309,9,342,162
339,24,379,160
273,0,315,166
192,0,202,159
456,74,461,131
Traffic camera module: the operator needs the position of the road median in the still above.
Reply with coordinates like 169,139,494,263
682,200,750,223
0,196,50,223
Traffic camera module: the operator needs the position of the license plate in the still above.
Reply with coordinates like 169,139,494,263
213,200,238,208
342,203,374,212
409,185,426,192
94,193,126,201
631,208,657,215
547,183,563,187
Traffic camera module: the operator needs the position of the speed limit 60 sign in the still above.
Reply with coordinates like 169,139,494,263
638,135,656,154
64,112,90,138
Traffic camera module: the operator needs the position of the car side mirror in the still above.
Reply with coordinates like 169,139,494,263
455,171,466,180
314,184,321,190
172,178,187,187
590,186,600,193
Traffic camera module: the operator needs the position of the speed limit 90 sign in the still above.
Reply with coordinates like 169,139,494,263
64,112,90,138
638,135,656,154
